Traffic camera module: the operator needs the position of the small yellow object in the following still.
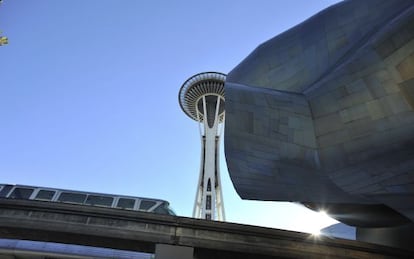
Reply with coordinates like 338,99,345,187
0,36,8,45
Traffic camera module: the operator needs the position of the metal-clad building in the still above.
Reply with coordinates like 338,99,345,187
224,0,414,250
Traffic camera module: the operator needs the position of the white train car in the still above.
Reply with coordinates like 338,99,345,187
0,184,175,216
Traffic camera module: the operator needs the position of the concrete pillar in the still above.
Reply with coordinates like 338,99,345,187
155,244,194,259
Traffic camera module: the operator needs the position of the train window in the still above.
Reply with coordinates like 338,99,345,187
153,203,176,216
153,204,168,214
116,198,135,209
9,188,34,199
85,195,113,207
167,207,176,216
35,190,55,201
57,192,87,204
139,200,156,210
0,185,13,198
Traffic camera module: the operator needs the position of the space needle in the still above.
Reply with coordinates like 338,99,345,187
179,72,226,221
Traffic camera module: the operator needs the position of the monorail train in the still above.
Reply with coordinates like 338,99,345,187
0,184,175,216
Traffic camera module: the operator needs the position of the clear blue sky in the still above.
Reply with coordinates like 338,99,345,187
0,0,341,233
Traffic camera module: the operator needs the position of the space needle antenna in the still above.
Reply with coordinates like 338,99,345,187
178,72,226,221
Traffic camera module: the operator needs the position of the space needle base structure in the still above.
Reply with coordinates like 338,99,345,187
179,72,226,221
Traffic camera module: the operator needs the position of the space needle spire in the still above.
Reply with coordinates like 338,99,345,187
179,72,226,221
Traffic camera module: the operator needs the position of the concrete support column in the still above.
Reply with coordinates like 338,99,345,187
155,244,194,259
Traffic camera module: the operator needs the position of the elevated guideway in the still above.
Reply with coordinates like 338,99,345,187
0,199,410,258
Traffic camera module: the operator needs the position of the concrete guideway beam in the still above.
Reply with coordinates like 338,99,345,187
0,199,411,258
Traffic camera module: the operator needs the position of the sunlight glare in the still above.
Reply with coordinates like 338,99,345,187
294,209,338,234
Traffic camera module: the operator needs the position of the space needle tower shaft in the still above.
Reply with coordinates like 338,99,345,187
179,72,226,221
